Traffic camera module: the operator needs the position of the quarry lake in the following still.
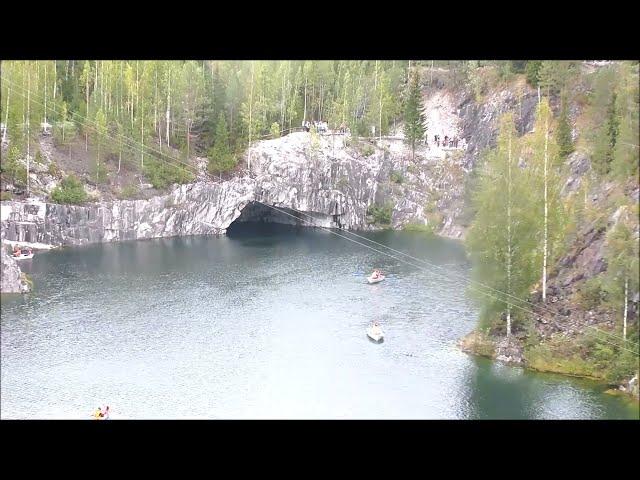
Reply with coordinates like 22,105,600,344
1,225,638,419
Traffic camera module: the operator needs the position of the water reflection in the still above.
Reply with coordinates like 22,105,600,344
2,224,637,419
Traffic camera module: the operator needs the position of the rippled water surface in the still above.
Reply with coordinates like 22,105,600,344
2,224,638,419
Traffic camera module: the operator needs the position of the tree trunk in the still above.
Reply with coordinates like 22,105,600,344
379,88,382,142
27,67,31,195
623,276,628,341
154,70,158,134
53,61,57,99
141,102,144,168
542,109,549,302
2,86,9,143
507,129,512,338
166,73,171,147
248,61,254,173
303,75,307,123
86,63,89,152
44,62,47,124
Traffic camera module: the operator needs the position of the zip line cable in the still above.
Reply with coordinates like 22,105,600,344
256,201,639,355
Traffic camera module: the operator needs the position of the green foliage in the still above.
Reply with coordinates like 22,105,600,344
525,61,542,87
467,113,541,331
35,149,44,164
90,160,108,184
0,192,13,201
2,146,28,186
603,210,640,329
402,222,435,234
556,98,574,159
270,122,280,138
117,184,139,199
47,161,62,178
390,170,404,184
611,64,640,180
403,70,426,159
577,277,607,310
207,113,237,176
360,143,375,157
50,174,88,204
143,158,195,190
367,203,393,226
53,120,77,148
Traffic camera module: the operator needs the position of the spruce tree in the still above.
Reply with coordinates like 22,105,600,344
207,113,235,178
556,95,574,159
403,71,425,161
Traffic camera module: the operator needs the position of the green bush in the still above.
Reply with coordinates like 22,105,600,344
390,170,404,184
367,204,392,226
117,184,139,199
402,222,435,234
525,61,542,87
0,191,13,201
207,152,236,177
47,161,62,178
2,146,27,187
361,144,375,157
50,175,88,204
270,122,280,138
53,121,77,147
577,277,607,310
144,158,195,190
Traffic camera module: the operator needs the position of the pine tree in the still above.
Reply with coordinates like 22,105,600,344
403,71,425,161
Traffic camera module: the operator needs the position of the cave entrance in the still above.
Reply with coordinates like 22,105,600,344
227,201,336,237
227,201,308,237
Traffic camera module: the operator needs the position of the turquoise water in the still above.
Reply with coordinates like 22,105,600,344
1,225,638,419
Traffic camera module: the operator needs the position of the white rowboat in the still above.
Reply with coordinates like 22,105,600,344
367,274,385,284
14,253,34,260
366,326,384,343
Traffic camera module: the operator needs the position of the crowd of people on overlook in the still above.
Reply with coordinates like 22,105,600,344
298,119,466,151
302,120,336,133
429,133,464,149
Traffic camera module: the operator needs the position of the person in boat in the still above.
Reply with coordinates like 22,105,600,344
371,321,382,336
24,247,33,256
93,406,103,419
372,269,382,279
102,405,110,419
13,246,21,257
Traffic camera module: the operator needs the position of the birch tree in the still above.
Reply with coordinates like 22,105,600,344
467,113,538,334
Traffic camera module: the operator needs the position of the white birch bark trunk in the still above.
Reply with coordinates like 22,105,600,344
507,129,512,338
248,62,254,173
53,61,57,99
166,73,171,147
27,68,31,195
542,109,549,302
623,276,628,341
44,62,47,124
2,86,9,143
86,64,89,152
